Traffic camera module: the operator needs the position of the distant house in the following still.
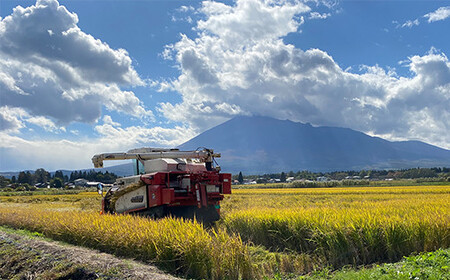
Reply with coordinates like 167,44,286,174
86,181,101,187
286,177,295,182
317,176,329,182
243,179,257,185
34,182,49,188
74,178,88,187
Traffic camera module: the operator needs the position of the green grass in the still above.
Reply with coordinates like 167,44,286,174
300,248,450,279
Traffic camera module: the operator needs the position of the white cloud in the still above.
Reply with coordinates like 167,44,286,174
26,116,65,133
400,19,420,28
0,106,64,133
172,5,196,23
159,0,450,149
0,0,152,127
309,12,330,20
0,124,196,171
94,123,195,148
0,106,27,133
197,0,310,48
424,6,450,22
177,5,195,13
150,79,174,92
102,115,121,127
396,6,450,29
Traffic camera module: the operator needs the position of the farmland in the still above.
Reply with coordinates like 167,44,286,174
0,184,449,279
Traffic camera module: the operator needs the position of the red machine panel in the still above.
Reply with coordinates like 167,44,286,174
161,188,174,204
220,173,232,194
141,173,166,185
147,185,162,207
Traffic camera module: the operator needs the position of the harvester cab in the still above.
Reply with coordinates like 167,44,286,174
92,148,231,223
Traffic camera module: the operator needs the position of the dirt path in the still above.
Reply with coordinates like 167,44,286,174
0,229,181,280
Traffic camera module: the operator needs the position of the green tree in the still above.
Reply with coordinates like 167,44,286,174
34,168,50,184
18,171,32,184
280,172,286,182
54,170,64,181
51,177,64,188
0,176,10,187
238,172,244,184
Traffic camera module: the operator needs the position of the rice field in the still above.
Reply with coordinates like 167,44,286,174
0,185,449,279
221,187,449,267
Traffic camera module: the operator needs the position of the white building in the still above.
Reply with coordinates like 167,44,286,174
74,178,88,187
317,176,329,182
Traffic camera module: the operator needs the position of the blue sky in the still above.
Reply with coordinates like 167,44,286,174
0,0,449,171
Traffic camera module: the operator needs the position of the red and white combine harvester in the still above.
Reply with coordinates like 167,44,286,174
92,148,231,223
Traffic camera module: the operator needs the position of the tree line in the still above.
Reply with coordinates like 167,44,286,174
0,168,118,189
235,167,450,183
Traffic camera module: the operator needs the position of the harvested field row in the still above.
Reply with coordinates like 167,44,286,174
0,185,449,279
0,227,179,280
0,207,251,279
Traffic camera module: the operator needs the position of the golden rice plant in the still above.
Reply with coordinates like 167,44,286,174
1,185,448,278
221,185,450,267
0,206,252,279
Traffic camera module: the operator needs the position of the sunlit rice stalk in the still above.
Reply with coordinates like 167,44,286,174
0,207,252,279
1,185,449,278
221,194,449,267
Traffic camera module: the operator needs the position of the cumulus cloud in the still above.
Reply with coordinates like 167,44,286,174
0,106,64,133
27,116,65,133
0,106,27,133
158,0,450,149
197,0,309,47
0,0,152,128
94,123,195,148
0,123,196,170
424,6,450,22
102,115,121,127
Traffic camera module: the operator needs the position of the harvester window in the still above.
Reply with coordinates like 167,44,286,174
168,173,181,189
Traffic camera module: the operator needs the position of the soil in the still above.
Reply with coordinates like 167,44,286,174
0,228,181,280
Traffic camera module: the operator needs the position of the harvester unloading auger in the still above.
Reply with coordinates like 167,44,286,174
92,148,231,223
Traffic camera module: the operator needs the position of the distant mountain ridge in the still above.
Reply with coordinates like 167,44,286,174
178,116,450,174
1,116,449,177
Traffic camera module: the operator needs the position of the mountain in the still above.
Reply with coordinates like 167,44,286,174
2,116,448,177
178,116,450,174
93,163,134,177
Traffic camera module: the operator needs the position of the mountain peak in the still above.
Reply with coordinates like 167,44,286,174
180,116,450,173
